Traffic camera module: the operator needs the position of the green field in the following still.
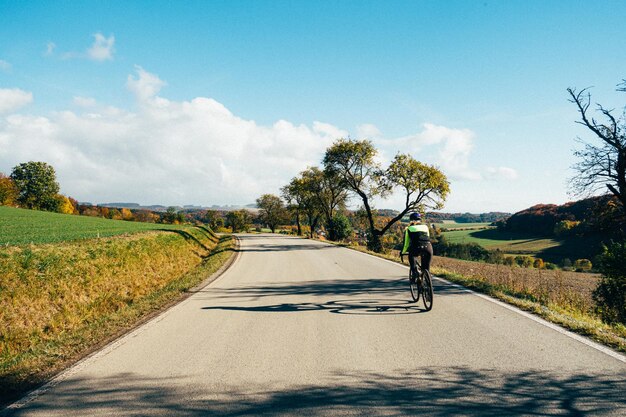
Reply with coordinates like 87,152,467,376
0,206,186,245
442,228,560,252
432,221,492,230
441,227,599,263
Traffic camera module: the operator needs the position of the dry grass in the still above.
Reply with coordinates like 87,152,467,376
339,243,625,353
0,227,235,406
431,256,599,313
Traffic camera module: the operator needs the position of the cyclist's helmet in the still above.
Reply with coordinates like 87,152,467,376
409,212,421,221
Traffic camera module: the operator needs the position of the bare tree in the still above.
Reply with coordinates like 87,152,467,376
567,82,626,210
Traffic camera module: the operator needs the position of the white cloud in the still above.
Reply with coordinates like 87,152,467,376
127,66,167,102
0,68,339,205
87,33,115,61
73,96,97,108
357,123,382,139
0,88,33,114
0,68,497,207
486,166,519,180
45,42,56,56
377,123,481,181
0,60,11,72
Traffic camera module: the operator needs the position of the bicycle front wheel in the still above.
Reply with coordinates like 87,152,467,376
422,270,434,311
409,268,420,302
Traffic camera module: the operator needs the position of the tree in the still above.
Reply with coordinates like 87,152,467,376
10,161,61,211
593,241,626,324
324,138,449,252
328,213,352,241
57,195,78,214
256,194,288,233
568,81,626,215
204,210,224,230
281,168,337,239
306,167,347,240
0,172,18,206
281,181,304,236
226,210,252,232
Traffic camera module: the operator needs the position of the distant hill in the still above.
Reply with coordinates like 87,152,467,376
427,211,510,224
500,195,623,236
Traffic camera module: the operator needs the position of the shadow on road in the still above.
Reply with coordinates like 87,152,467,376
202,298,431,315
4,367,624,416
195,277,464,298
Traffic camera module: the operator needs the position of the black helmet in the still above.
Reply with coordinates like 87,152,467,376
409,212,421,221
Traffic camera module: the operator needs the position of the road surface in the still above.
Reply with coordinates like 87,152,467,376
4,234,625,416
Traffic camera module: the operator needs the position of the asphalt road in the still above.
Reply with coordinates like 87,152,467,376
4,234,626,416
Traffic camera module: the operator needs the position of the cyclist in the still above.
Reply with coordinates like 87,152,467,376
401,212,433,276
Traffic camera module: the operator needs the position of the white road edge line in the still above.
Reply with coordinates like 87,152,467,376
2,238,240,414
345,243,626,364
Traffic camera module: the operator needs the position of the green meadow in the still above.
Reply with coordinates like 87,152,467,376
0,206,185,246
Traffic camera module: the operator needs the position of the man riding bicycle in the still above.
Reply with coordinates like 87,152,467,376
401,212,433,275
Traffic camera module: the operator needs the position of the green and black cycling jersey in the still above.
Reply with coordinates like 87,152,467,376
401,223,431,254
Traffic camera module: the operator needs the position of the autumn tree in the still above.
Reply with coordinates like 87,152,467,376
568,81,626,214
324,139,449,252
282,168,339,238
256,194,288,233
0,172,18,206
281,180,304,236
10,161,61,212
226,209,252,233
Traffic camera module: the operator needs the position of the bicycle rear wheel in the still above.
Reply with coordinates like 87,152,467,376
409,267,420,302
422,269,434,311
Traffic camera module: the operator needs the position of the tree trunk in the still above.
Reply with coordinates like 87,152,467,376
367,230,383,253
295,211,302,236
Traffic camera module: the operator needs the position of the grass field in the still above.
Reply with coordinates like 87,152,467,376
432,222,492,230
0,206,185,245
440,227,601,263
442,228,561,253
0,222,235,406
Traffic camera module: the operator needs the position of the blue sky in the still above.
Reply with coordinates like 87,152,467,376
1,0,625,213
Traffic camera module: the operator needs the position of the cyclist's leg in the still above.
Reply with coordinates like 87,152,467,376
408,253,418,279
421,243,433,272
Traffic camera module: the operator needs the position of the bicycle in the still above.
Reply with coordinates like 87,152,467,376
401,254,434,311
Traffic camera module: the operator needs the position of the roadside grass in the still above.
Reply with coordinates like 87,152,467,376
0,227,235,407
336,242,625,353
0,206,185,246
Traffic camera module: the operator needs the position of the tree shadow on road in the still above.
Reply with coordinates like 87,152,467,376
4,367,624,416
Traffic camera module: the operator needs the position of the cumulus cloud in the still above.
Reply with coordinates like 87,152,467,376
378,123,481,181
0,60,11,72
0,88,33,114
127,66,167,102
357,123,382,139
486,166,518,180
0,68,496,206
87,33,115,61
0,68,339,204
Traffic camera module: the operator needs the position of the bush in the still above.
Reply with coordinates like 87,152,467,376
515,255,533,268
533,258,545,269
593,241,626,324
574,258,593,272
328,213,352,241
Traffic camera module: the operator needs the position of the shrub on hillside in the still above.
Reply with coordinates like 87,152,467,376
593,241,626,324
574,258,593,272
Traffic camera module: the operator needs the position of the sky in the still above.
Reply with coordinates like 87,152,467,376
1,0,625,213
